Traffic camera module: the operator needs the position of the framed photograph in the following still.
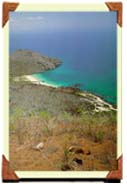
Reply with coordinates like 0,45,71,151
2,2,122,182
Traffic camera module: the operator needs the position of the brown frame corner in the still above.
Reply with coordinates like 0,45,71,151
105,2,122,27
2,2,19,27
106,155,122,180
2,155,19,181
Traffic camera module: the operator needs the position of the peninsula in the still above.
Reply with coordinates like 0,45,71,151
10,49,62,77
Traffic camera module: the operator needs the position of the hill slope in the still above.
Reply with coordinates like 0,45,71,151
10,49,62,76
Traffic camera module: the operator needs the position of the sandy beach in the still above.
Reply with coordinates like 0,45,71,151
24,75,58,88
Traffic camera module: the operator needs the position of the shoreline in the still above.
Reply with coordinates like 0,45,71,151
23,75,58,88
18,75,116,112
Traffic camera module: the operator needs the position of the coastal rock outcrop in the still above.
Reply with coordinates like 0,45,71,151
10,49,62,76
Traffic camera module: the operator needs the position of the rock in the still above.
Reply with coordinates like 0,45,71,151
68,146,84,154
72,157,83,165
68,146,91,155
61,164,72,171
75,149,84,154
33,142,44,151
84,150,91,155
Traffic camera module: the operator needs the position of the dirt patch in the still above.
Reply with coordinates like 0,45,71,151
9,119,117,171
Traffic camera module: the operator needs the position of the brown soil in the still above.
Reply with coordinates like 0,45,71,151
9,120,117,171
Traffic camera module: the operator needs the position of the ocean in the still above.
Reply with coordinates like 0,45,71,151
9,29,117,105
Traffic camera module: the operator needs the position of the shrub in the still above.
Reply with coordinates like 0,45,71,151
11,107,24,121
93,130,105,143
39,111,52,120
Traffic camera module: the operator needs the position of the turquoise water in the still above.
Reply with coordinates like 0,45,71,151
10,13,117,105
31,30,116,105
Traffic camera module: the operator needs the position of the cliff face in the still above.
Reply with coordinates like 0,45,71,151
10,50,62,76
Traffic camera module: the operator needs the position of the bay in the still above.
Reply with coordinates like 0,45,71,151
10,29,116,105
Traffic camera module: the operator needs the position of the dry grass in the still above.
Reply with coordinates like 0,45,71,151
9,111,117,171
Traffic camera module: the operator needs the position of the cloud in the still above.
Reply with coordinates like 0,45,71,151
9,14,46,33
9,16,45,23
26,16,45,21
9,12,116,34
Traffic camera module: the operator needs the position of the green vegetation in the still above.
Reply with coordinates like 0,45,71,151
39,111,52,120
10,106,116,144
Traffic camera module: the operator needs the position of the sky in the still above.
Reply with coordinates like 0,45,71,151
9,12,117,34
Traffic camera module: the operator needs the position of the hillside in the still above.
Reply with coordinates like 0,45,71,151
10,49,62,76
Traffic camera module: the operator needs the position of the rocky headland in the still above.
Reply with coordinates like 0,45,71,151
10,49,62,77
